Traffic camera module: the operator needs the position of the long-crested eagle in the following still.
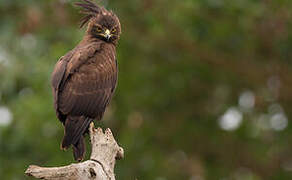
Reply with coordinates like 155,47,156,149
51,0,121,161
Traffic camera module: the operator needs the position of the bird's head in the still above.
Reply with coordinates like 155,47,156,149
75,0,121,45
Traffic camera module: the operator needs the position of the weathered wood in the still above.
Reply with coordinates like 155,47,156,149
25,123,124,180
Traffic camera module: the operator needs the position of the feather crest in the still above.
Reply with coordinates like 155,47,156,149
74,0,103,28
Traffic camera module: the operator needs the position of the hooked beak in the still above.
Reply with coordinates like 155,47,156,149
104,29,111,40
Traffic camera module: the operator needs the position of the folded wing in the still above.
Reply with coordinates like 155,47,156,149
51,42,117,121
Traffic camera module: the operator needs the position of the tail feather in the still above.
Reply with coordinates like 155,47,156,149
61,116,91,161
73,135,86,161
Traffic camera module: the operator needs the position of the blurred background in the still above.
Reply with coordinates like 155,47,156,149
0,0,292,179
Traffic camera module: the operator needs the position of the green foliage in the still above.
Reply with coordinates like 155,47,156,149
1,0,292,179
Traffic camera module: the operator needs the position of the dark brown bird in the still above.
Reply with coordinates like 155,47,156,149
51,0,121,161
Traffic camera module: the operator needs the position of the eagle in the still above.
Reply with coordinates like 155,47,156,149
51,0,121,161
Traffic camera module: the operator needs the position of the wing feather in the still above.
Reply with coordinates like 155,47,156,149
55,42,117,120
51,50,75,121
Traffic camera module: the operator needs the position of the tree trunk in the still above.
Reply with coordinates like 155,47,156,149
25,123,124,180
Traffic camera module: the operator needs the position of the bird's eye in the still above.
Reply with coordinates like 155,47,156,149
96,27,102,33
111,28,116,33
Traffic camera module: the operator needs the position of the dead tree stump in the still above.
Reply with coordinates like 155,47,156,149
25,123,124,180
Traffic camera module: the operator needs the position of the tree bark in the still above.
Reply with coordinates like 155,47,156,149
25,123,124,180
